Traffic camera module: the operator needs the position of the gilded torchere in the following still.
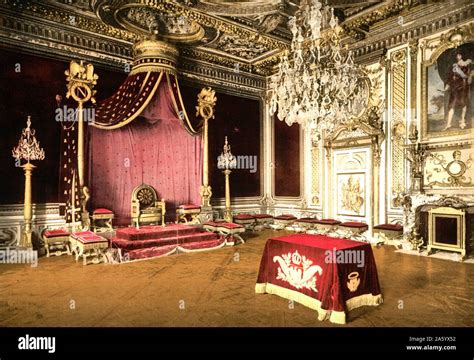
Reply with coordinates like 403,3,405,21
12,116,45,248
65,60,98,228
217,137,237,222
196,87,217,211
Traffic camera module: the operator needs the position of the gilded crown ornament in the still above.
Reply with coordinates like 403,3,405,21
195,87,217,121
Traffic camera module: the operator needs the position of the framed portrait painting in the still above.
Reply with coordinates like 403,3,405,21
422,42,474,139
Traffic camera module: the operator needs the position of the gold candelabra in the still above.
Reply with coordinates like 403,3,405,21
12,116,45,248
405,122,427,193
217,136,237,222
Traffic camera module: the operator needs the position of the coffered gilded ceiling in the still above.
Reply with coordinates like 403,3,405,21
0,0,469,78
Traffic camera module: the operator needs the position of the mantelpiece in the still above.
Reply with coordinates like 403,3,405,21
401,194,474,251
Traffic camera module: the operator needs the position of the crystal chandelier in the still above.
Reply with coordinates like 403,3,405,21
269,0,366,136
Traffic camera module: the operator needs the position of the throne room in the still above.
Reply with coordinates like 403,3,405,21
0,0,473,335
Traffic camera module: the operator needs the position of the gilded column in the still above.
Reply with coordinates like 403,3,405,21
21,163,35,248
65,61,98,228
77,101,85,191
196,87,217,215
224,169,232,222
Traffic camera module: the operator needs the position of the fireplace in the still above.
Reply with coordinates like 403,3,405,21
428,207,466,260
401,194,474,254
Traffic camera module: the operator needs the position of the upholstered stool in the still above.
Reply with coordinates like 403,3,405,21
233,214,256,230
176,204,201,225
202,220,225,232
374,223,403,237
253,214,274,228
313,219,341,233
374,223,403,246
203,221,245,246
339,222,369,240
69,231,109,265
271,215,297,230
91,208,114,233
42,229,71,257
294,218,319,232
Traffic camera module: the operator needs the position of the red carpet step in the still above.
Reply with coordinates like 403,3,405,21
112,231,218,250
116,224,199,241
111,224,227,262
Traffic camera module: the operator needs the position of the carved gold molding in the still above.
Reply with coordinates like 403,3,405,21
343,0,424,41
425,149,474,188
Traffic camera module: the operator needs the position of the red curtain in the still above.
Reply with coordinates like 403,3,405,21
89,79,202,226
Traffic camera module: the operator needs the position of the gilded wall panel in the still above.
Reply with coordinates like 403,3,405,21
310,143,321,206
389,48,408,208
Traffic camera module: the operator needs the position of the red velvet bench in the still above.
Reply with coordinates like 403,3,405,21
233,214,256,230
91,208,114,233
339,222,369,240
42,229,71,257
69,231,109,265
252,214,274,228
203,221,245,245
272,215,298,230
176,204,201,225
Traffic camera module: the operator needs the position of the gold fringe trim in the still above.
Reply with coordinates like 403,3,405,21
166,73,200,136
176,240,226,253
256,283,384,324
255,282,346,324
345,293,383,311
130,65,176,76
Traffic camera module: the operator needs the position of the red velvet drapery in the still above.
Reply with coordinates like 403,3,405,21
89,78,202,226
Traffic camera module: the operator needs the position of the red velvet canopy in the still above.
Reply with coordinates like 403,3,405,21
92,72,200,135
91,37,201,135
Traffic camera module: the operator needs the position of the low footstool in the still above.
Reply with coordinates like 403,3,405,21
339,222,369,240
202,220,225,232
91,208,114,233
42,229,71,257
69,231,109,265
216,222,245,245
233,214,256,231
253,214,274,229
271,215,297,230
374,223,403,246
203,221,245,245
176,204,201,225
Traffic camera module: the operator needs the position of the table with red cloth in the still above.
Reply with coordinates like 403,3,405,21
255,234,383,324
